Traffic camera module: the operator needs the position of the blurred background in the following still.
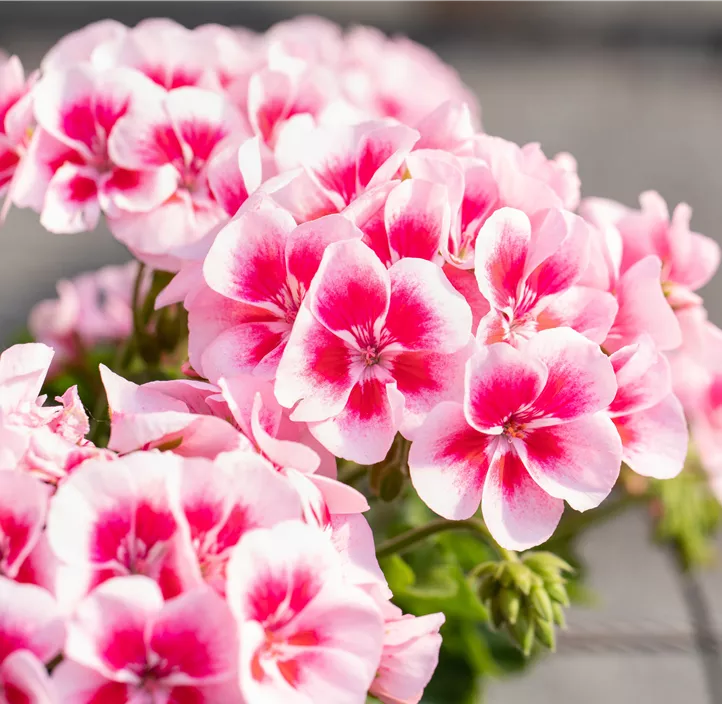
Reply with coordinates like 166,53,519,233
2,3,722,702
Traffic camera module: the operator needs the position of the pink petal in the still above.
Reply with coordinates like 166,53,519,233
393,345,470,439
0,472,49,578
473,207,531,312
463,343,547,433
0,650,56,704
52,661,129,704
522,209,589,300
308,379,404,464
671,231,720,291
275,305,359,422
285,214,364,294
518,414,622,511
100,165,178,214
207,137,262,216
384,179,449,262
442,264,491,333
226,521,338,626
608,336,671,416
66,576,162,678
0,578,64,664
527,327,618,420
536,285,618,344
329,514,390,599
40,164,100,234
356,123,419,191
414,99,475,152
408,402,492,520
605,255,682,353
307,239,390,344
0,343,53,412
481,448,565,551
165,87,245,162
149,587,237,684
613,394,688,479
385,258,472,353
370,612,444,704
203,203,296,311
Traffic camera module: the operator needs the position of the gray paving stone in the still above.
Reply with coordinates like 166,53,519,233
562,508,694,641
484,653,710,704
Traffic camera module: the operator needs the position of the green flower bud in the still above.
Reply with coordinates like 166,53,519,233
498,587,521,625
535,618,556,652
545,580,570,607
530,583,554,622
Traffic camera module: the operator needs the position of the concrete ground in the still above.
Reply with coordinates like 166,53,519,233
3,11,722,703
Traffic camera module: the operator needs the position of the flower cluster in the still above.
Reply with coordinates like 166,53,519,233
1,14,719,702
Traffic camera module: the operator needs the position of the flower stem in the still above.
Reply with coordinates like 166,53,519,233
375,517,510,560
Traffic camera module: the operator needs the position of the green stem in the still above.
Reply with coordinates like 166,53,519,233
338,463,368,487
375,517,511,560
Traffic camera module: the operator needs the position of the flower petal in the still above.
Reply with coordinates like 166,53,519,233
518,414,622,511
481,448,564,551
408,402,492,520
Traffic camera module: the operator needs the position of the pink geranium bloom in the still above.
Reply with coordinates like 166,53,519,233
409,328,622,550
29,261,143,372
198,200,363,381
30,64,177,234
226,520,384,704
276,238,473,464
584,191,720,309
107,84,246,266
53,575,240,703
473,207,618,345
0,55,35,202
218,377,369,525
100,367,243,458
166,450,302,597
606,336,688,479
46,451,189,599
369,603,444,704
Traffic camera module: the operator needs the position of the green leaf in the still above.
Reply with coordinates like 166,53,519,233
380,554,415,594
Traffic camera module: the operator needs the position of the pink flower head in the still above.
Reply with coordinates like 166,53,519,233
219,377,369,526
198,200,363,381
30,64,176,234
276,238,473,464
29,261,141,371
606,336,688,479
54,575,240,703
409,328,622,550
0,55,35,201
100,366,242,458
589,191,720,309
474,207,618,345
226,520,384,704
46,451,187,598
167,450,302,596
107,84,247,266
369,604,444,704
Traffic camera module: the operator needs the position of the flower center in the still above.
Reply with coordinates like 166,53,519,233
503,417,526,440
361,345,381,367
